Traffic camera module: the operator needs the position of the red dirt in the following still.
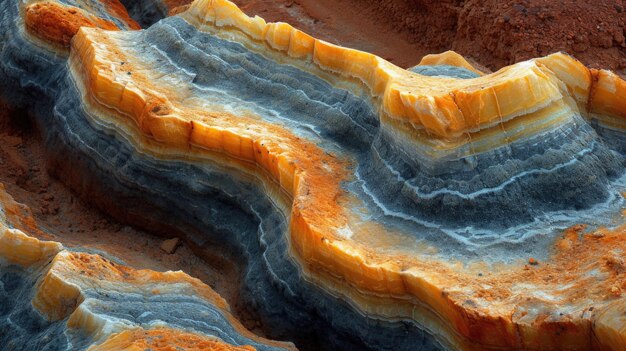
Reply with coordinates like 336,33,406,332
231,0,626,76
454,0,626,75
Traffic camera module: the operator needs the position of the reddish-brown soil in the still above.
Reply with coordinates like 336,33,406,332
232,0,626,76
453,0,626,75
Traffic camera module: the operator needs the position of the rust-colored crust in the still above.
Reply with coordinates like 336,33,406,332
25,2,119,48
88,328,256,351
0,183,53,240
23,0,139,49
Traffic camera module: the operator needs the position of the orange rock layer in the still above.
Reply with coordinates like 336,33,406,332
182,0,625,141
23,0,139,49
89,329,256,351
64,1,626,348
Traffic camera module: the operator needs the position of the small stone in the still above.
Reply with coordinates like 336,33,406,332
160,237,181,254
610,285,621,297
528,257,539,265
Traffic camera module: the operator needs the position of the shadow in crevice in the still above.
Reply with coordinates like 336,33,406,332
120,0,167,28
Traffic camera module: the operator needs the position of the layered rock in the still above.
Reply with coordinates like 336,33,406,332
0,183,294,350
23,0,139,49
0,0,625,350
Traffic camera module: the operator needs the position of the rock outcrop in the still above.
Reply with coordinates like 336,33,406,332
0,183,294,350
0,0,624,350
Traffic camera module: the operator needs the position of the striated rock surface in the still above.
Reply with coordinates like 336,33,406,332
0,0,625,350
0,183,294,351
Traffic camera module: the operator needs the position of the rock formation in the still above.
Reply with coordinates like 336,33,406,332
0,184,294,350
0,0,624,350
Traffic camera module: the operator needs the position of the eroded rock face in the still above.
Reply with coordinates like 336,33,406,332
0,184,294,351
0,0,624,350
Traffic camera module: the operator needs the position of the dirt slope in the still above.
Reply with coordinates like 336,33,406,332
232,0,625,76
